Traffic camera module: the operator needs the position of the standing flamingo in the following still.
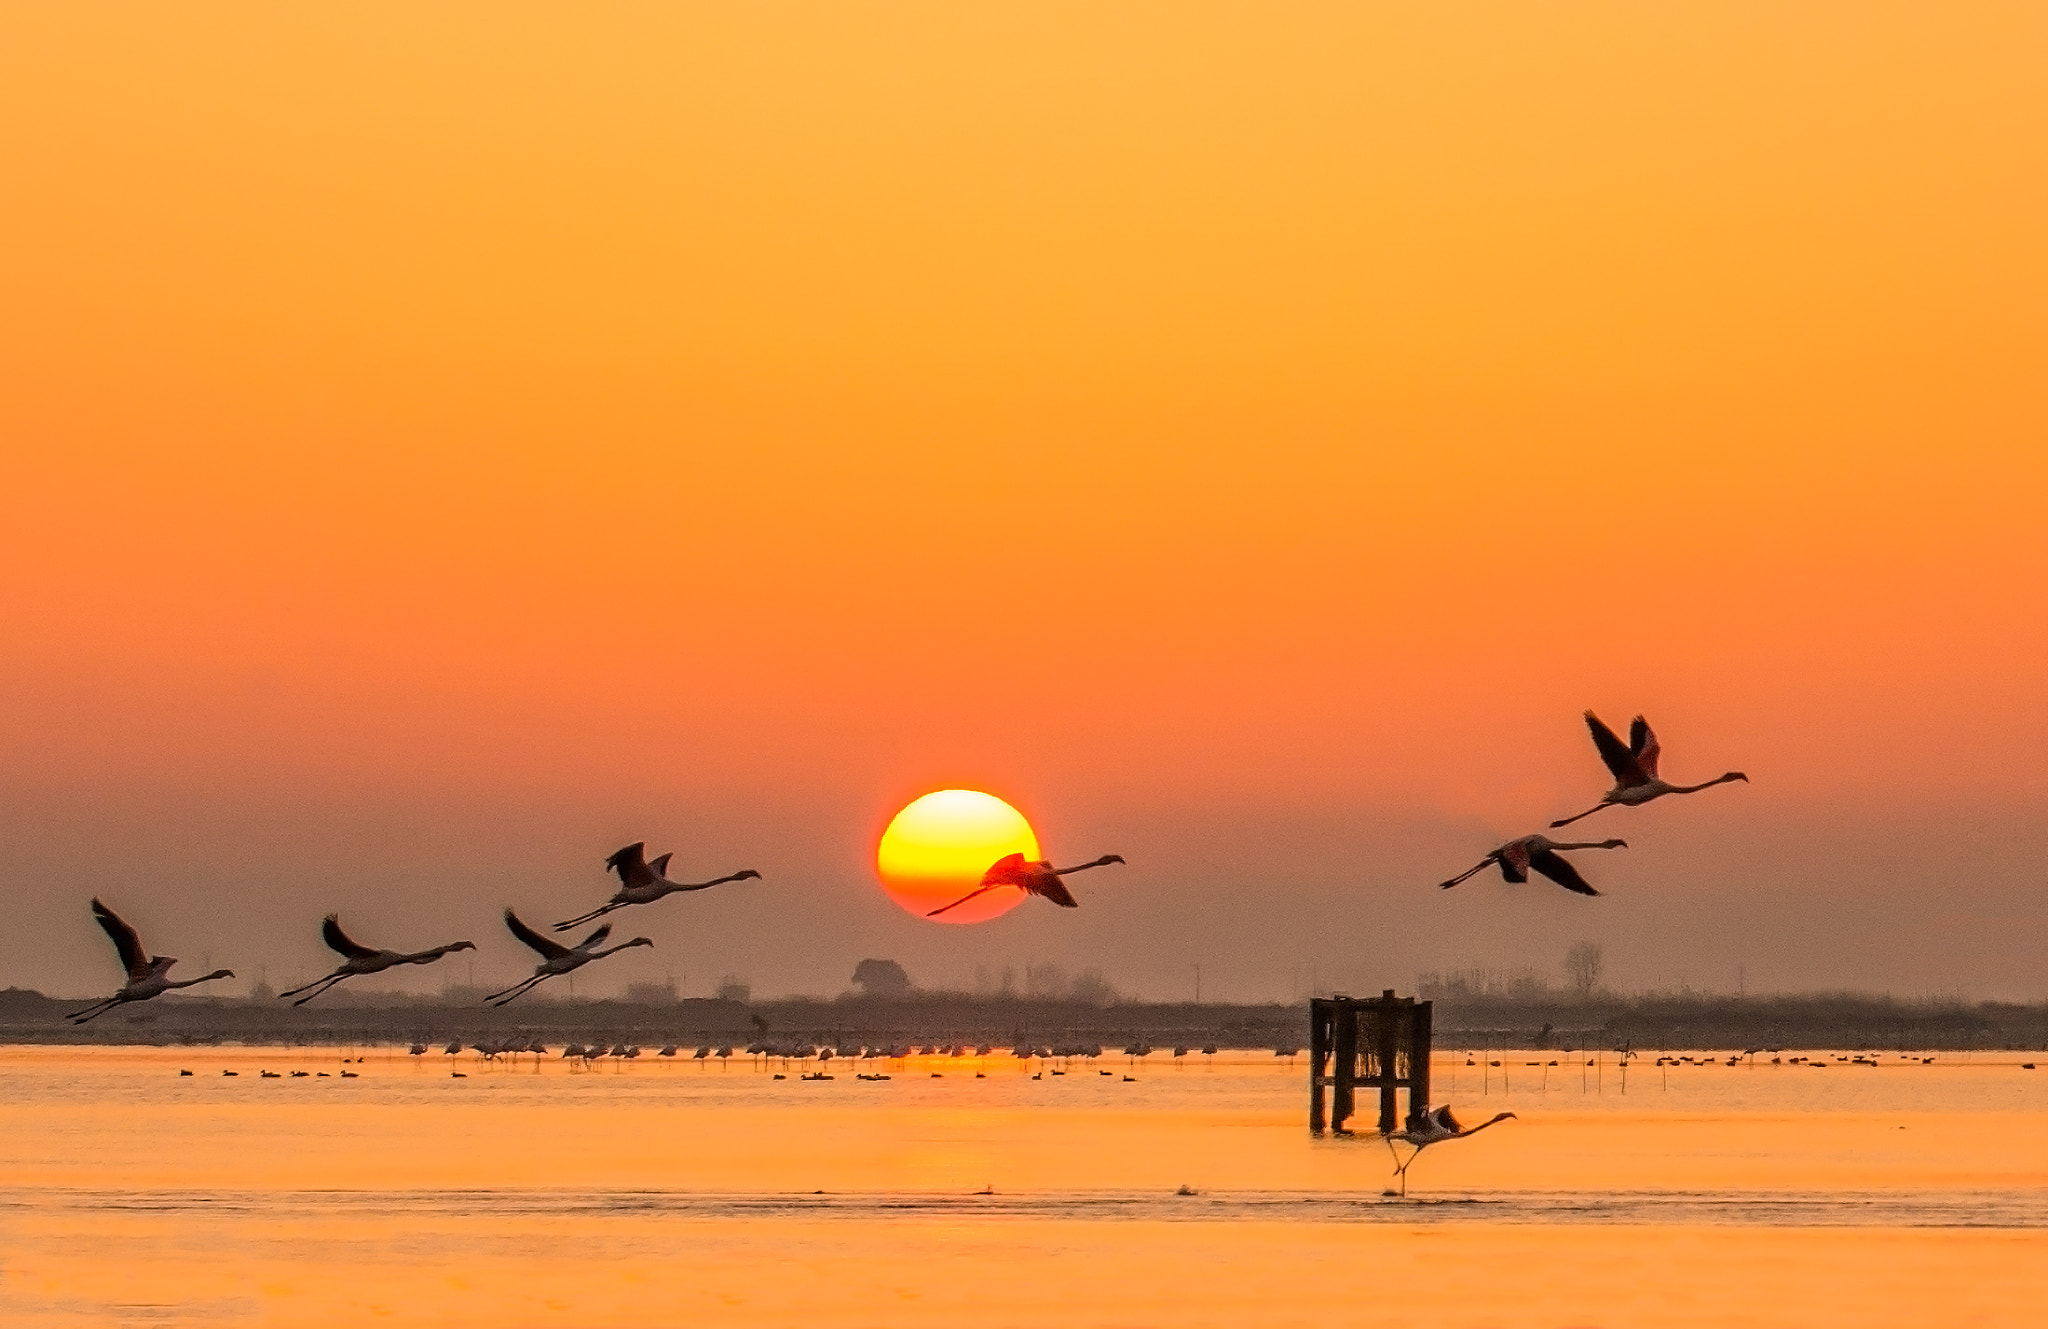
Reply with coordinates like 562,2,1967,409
553,843,761,931
67,899,235,1023
926,853,1125,917
486,910,652,1006
1384,1105,1517,1196
1552,711,1747,828
277,916,477,1005
1438,835,1627,896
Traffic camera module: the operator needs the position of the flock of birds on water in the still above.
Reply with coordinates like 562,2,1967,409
64,708,1748,1196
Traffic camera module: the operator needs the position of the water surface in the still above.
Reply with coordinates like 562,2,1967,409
4,1045,2044,1326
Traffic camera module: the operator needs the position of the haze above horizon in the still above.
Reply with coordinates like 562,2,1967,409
2,4,2044,1005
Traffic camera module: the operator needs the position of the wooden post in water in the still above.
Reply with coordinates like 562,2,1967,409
1375,989,1401,1135
1308,992,1433,1137
1308,1001,1330,1135
1410,998,1432,1122
1330,999,1358,1133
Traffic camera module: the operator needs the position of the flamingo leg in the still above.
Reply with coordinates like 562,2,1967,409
1437,858,1497,890
483,976,537,1002
67,997,121,1023
926,885,998,917
488,976,549,1007
1382,1138,1417,1196
278,969,345,999
552,903,620,932
1548,803,1609,829
291,975,353,1006
1390,1140,1430,1197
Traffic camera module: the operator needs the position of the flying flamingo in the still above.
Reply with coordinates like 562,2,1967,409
926,853,1125,918
1551,711,1748,828
486,910,652,1006
277,916,477,1005
1438,835,1627,896
553,843,761,931
1383,1105,1517,1196
67,899,235,1024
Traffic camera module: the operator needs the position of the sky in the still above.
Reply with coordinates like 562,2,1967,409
3,4,2045,1004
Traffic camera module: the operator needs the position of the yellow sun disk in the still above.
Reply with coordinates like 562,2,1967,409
876,790,1040,924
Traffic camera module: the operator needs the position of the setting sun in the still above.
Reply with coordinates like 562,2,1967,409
876,790,1039,924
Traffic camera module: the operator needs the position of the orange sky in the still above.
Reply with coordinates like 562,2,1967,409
3,4,2045,1002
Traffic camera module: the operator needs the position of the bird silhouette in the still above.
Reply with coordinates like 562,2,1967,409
1551,711,1747,828
1384,1105,1517,1196
277,916,477,1006
1438,835,1627,896
553,843,761,931
926,853,1125,917
486,909,652,1006
67,899,235,1023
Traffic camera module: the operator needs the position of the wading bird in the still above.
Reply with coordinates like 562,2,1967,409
486,910,652,1007
277,916,477,1006
927,853,1125,918
1384,1105,1517,1196
1438,835,1627,896
553,843,762,931
67,899,235,1023
1551,711,1748,828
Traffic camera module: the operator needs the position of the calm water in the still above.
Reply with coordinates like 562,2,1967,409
4,1044,2046,1326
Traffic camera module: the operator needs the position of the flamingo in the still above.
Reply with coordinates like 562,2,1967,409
1383,1105,1517,1196
277,916,477,1005
1437,835,1627,896
1551,711,1748,828
485,910,653,1006
553,843,761,931
926,853,1125,918
66,899,235,1023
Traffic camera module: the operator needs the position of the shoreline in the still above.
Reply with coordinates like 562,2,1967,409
6,987,2045,1053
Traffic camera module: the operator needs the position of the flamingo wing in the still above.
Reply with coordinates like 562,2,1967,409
1629,715,1661,778
321,915,380,960
91,898,152,980
1497,839,1532,883
1529,848,1601,896
649,851,674,880
1585,711,1649,785
504,909,571,960
979,852,1029,886
605,843,655,888
577,923,614,950
1434,1105,1463,1133
1030,876,1081,908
